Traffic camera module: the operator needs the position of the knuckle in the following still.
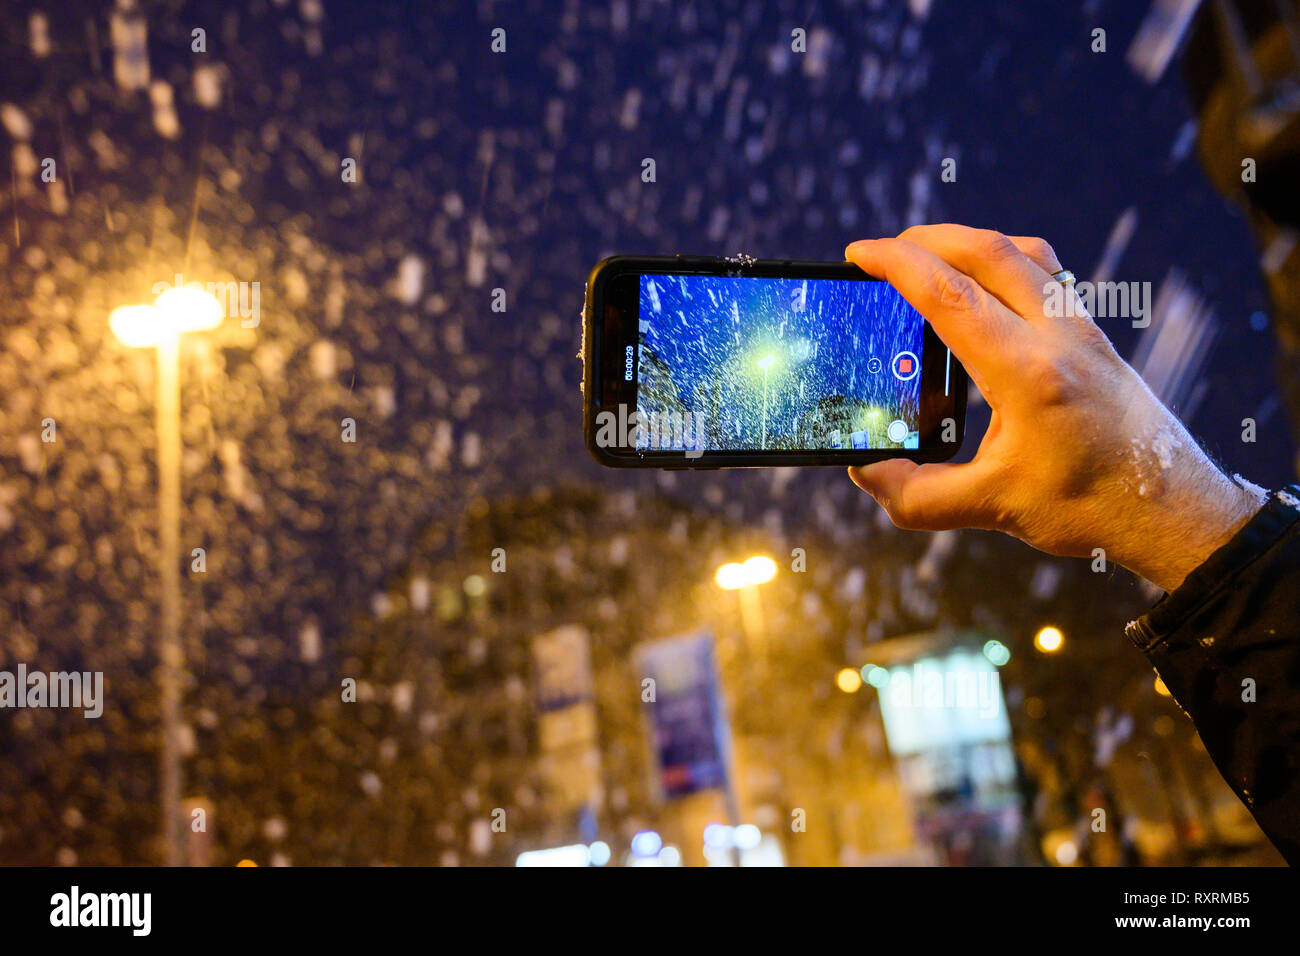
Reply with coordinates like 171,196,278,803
1021,349,1084,406
1021,236,1058,267
979,230,1022,262
929,269,982,313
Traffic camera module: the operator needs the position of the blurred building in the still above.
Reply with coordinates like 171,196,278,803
1185,0,1300,464
308,486,1283,866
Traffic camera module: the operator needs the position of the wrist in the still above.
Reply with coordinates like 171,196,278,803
1112,465,1266,593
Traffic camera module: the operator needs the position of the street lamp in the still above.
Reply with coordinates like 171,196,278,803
756,355,775,449
715,555,776,590
713,553,777,866
714,554,776,652
714,562,749,591
741,554,776,584
109,284,222,867
1034,626,1065,654
836,668,862,694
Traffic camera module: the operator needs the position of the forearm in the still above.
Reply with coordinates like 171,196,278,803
1126,484,1300,863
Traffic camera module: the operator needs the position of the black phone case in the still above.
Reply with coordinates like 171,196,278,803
582,255,967,469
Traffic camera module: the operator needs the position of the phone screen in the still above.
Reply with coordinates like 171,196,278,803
636,274,929,453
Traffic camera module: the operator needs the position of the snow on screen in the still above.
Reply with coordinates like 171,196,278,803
636,274,924,453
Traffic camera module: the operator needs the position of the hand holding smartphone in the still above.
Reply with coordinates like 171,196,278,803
582,254,967,468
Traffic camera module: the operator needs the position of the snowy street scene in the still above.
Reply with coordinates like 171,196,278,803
637,274,923,451
1,0,1297,940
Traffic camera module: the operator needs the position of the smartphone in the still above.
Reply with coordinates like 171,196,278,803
582,254,967,468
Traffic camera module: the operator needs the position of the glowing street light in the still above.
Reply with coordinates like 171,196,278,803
108,304,170,348
715,562,749,590
109,286,223,346
715,555,776,590
741,555,776,585
836,667,862,693
1034,625,1065,653
715,551,776,663
154,285,224,331
110,283,224,867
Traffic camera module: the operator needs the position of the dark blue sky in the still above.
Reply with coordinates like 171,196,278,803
310,0,1291,487
3,0,1290,599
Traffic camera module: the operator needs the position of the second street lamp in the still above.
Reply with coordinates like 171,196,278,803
715,554,776,658
1034,626,1065,653
109,283,222,867
713,554,777,865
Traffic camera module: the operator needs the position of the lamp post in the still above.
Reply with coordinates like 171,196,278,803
110,285,222,866
714,554,778,865
715,555,776,656
757,356,775,449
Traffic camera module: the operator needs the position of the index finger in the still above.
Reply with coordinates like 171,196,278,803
896,224,1056,322
845,237,1027,395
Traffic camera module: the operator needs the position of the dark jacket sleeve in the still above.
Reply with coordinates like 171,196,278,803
1125,484,1300,864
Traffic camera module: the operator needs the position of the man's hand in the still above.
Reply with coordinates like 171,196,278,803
845,224,1265,593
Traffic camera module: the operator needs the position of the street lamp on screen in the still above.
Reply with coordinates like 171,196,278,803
756,355,776,449
109,283,224,867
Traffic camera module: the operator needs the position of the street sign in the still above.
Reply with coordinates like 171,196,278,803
637,632,732,799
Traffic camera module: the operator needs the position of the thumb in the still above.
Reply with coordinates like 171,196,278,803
848,459,917,508
848,460,993,531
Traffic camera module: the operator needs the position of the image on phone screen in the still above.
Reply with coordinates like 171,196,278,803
636,274,926,453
